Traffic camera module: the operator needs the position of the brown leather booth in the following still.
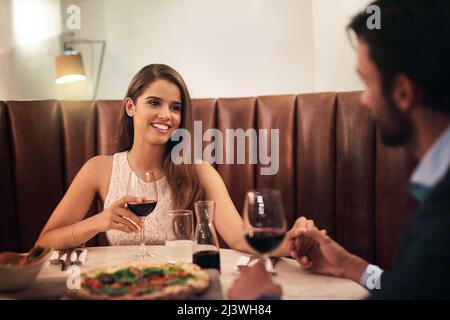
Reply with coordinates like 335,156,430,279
0,92,417,269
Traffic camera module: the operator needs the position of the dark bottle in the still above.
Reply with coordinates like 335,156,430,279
193,201,221,272
193,250,221,270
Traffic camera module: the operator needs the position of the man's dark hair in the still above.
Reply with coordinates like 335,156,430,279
348,0,450,114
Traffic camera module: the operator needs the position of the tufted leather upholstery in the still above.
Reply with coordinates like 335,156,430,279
0,92,417,269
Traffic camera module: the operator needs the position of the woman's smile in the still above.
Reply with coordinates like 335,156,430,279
150,121,171,134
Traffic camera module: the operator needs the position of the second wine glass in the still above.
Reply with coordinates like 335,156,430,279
126,170,158,260
243,189,287,270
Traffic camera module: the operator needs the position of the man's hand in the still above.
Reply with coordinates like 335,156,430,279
279,216,316,256
288,228,368,282
228,260,282,300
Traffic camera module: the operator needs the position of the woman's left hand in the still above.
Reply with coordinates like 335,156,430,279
285,216,317,257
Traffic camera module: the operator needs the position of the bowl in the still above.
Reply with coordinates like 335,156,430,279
0,248,53,292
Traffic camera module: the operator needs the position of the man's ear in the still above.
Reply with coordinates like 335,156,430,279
125,97,135,117
392,74,420,113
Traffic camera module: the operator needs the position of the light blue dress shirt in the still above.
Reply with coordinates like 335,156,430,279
360,125,450,290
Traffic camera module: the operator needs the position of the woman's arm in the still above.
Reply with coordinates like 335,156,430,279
36,156,143,250
35,156,106,250
195,162,256,254
195,162,316,257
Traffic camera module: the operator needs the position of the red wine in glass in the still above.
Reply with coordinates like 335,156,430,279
243,189,287,269
127,200,157,217
245,229,286,255
126,170,158,259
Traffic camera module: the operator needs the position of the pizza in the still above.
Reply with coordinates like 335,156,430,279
66,262,210,300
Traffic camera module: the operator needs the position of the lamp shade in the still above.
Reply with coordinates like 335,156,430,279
55,52,86,84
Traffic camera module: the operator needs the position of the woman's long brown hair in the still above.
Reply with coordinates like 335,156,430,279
118,64,203,210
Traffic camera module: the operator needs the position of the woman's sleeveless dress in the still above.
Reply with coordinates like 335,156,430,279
105,151,173,245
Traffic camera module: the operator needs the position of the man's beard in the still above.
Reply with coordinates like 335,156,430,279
374,98,413,147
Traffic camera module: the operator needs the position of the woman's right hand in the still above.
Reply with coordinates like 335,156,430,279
95,196,144,233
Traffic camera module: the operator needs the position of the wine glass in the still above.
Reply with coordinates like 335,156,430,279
243,189,287,271
126,170,158,259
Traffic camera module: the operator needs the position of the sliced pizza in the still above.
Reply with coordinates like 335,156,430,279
66,262,210,300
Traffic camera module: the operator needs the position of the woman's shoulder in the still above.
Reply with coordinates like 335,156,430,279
194,159,214,173
80,155,114,181
85,155,114,170
194,160,222,183
80,155,114,193
67,155,114,195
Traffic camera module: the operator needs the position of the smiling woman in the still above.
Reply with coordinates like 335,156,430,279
35,64,311,253
103,64,202,246
118,65,198,212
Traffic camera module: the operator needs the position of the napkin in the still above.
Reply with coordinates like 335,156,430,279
49,249,88,266
234,256,277,274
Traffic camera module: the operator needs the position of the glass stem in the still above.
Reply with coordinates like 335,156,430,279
140,218,145,256
261,254,270,273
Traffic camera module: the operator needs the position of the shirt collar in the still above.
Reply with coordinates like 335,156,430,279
409,125,450,202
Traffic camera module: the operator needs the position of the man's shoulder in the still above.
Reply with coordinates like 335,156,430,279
421,165,450,211
412,170,450,244
408,167,450,245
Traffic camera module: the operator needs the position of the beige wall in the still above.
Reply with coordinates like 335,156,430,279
1,0,372,100
61,0,315,99
0,0,62,101
312,0,371,92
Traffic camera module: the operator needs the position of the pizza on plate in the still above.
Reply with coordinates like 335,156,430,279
66,262,210,300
